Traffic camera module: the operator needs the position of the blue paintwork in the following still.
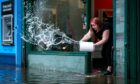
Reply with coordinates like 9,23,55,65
0,0,23,66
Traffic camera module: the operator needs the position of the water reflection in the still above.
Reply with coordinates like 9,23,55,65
0,65,22,84
24,67,86,84
0,64,137,84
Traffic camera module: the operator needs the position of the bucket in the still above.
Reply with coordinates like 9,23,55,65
79,42,95,52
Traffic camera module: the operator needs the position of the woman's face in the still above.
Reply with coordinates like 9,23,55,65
90,21,98,30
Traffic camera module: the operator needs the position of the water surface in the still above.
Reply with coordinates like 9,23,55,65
0,64,133,84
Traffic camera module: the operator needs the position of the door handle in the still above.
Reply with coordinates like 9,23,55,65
124,43,128,48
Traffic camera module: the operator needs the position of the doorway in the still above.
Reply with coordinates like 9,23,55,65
91,0,113,74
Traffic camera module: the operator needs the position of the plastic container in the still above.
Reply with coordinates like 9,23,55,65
79,42,95,52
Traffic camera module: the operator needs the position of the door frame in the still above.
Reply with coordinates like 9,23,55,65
127,0,140,83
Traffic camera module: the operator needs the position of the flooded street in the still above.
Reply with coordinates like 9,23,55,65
0,64,134,84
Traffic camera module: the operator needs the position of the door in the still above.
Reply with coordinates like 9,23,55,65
127,0,140,83
113,0,128,81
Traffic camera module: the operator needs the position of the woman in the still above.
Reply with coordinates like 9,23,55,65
81,17,113,75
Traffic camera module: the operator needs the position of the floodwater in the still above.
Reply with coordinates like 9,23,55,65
0,64,135,84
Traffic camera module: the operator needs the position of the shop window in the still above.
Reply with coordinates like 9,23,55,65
25,0,86,51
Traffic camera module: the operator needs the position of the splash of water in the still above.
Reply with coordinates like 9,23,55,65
21,14,79,50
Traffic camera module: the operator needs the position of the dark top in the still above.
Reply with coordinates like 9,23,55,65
92,22,113,48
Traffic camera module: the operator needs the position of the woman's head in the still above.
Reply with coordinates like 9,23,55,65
90,17,101,30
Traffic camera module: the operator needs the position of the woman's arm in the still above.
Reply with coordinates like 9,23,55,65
81,28,93,41
94,30,110,46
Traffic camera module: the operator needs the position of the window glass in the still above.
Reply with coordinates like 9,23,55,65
24,0,86,51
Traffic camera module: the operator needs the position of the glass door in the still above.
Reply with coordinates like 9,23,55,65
113,0,127,80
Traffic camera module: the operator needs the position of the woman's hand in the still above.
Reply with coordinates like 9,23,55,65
93,44,96,51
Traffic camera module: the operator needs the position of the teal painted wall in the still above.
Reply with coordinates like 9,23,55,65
28,51,89,74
